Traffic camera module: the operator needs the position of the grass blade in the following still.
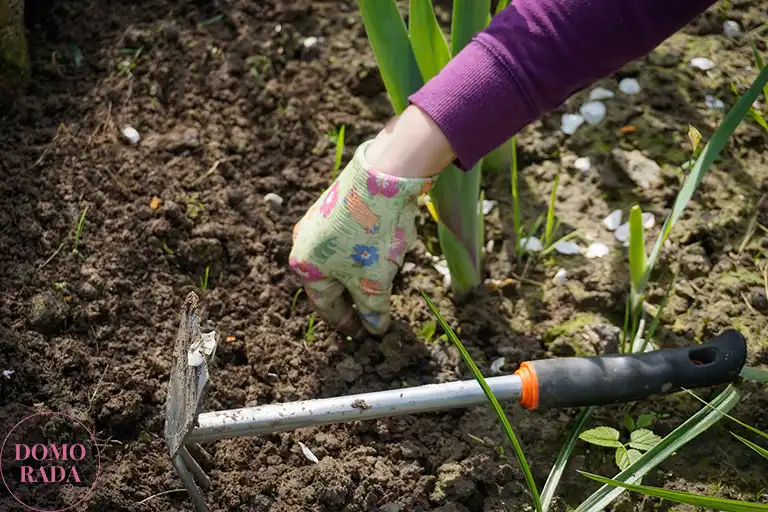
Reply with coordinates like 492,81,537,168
541,407,595,512
579,472,768,511
451,0,491,56
509,137,522,254
732,432,768,460
628,206,646,296
642,65,768,291
331,125,346,180
358,0,423,113
750,41,768,99
544,175,560,248
421,289,542,512
409,0,451,81
494,0,510,15
740,366,768,383
575,384,740,511
683,389,768,443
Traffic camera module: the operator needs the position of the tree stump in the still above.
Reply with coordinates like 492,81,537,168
0,0,29,108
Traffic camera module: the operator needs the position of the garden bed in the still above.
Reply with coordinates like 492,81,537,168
1,0,767,510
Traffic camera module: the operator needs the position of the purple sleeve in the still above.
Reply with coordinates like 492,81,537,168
408,0,715,170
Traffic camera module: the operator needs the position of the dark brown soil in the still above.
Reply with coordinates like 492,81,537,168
1,1,767,511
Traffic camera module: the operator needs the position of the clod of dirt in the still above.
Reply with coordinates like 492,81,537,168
336,356,363,382
76,281,100,301
430,462,475,503
160,21,180,42
28,291,69,334
549,336,577,357
612,148,663,189
748,287,768,313
679,244,712,276
143,126,201,153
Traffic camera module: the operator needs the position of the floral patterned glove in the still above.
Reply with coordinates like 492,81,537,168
289,140,434,336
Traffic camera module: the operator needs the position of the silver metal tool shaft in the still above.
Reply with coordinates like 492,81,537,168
186,374,523,443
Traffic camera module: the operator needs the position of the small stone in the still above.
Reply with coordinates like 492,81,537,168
520,236,543,253
579,101,607,125
603,209,623,231
490,357,505,374
28,292,68,334
378,504,403,512
263,192,284,210
589,87,615,100
121,126,140,144
618,78,642,95
561,114,585,135
161,22,180,42
612,149,663,189
336,356,363,382
723,20,741,39
585,242,609,259
554,240,581,255
614,222,630,243
553,268,568,286
574,157,591,172
690,57,715,71
705,95,725,110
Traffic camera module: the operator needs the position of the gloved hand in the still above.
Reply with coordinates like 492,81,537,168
289,140,434,336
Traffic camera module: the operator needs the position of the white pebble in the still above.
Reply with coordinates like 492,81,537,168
619,78,642,95
552,268,568,286
561,114,585,135
723,20,741,39
642,212,656,229
490,357,506,374
585,242,609,259
554,240,581,255
401,262,416,273
264,192,284,208
482,199,497,215
589,87,615,101
579,101,607,125
121,126,140,144
603,209,623,231
574,157,591,172
520,236,543,253
614,222,630,242
298,442,319,463
2,369,14,379
705,95,725,110
690,57,715,71
274,24,282,33
303,36,318,48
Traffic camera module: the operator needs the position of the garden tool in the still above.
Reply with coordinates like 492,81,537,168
164,292,747,512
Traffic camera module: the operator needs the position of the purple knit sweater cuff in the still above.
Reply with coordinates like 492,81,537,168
408,33,537,171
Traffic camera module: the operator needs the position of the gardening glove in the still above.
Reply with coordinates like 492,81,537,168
289,139,435,336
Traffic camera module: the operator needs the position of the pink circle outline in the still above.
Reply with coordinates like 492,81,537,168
1,411,102,512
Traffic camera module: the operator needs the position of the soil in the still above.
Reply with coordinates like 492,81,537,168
1,0,767,511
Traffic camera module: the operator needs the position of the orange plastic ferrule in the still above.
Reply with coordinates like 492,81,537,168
515,361,540,410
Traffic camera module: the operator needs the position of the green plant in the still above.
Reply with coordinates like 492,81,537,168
330,124,346,181
199,266,210,292
578,422,662,473
184,192,204,218
417,319,437,343
289,288,303,318
304,313,318,345
509,137,523,254
72,206,89,257
117,47,142,77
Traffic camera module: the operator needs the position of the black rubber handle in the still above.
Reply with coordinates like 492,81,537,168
527,329,747,409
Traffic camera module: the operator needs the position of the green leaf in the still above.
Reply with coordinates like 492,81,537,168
731,432,768,460
623,414,636,433
642,65,768,291
684,389,768,443
740,366,768,383
409,0,452,81
544,175,560,248
748,108,768,133
575,385,740,511
509,137,522,254
418,319,437,342
628,206,647,297
615,446,642,471
358,0,423,114
450,0,490,56
579,426,622,448
750,41,768,100
437,221,480,295
420,290,542,512
636,413,655,429
540,407,595,512
629,428,662,451
331,125,346,180
579,471,768,511
494,0,510,15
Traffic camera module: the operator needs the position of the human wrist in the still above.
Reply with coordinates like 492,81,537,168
364,105,456,178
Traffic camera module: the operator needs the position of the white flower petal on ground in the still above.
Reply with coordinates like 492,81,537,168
554,240,581,255
618,78,642,95
614,222,630,242
603,209,623,231
482,199,497,215
585,242,609,259
642,212,655,229
520,236,543,252
2,369,14,380
690,57,715,70
485,239,495,254
579,101,607,125
490,357,506,374
303,36,318,48
121,126,140,144
574,156,591,172
553,268,568,286
561,114,585,135
705,95,725,110
298,442,319,463
589,87,615,100
723,20,741,39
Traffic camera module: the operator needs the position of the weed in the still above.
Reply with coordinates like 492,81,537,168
184,192,205,218
162,243,174,255
72,206,89,258
117,47,143,77
289,288,303,318
329,124,346,181
199,266,210,292
304,313,318,346
579,423,662,473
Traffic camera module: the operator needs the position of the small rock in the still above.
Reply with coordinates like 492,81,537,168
121,126,140,145
28,292,68,334
574,156,591,172
378,504,403,512
589,87,614,100
490,357,505,374
161,22,180,42
579,101,607,125
263,192,284,210
561,113,585,135
585,242,609,259
520,236,543,253
723,20,741,39
690,57,715,71
303,36,318,48
145,126,200,153
749,287,768,313
401,262,416,273
553,268,568,286
612,149,663,189
618,78,642,95
336,356,363,382
554,240,581,255
603,209,623,231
